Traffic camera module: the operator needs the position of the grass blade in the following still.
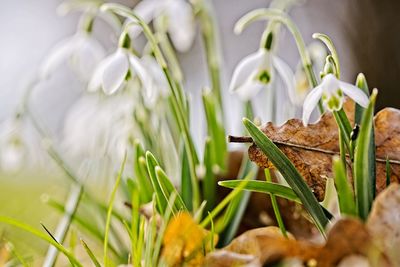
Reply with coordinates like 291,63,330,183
332,157,356,216
265,169,287,238
155,166,187,212
202,88,227,170
219,180,300,203
104,153,127,266
180,141,193,211
200,171,254,228
242,118,329,236
80,239,101,267
355,74,376,199
146,151,168,214
219,157,256,246
203,138,216,213
0,217,83,267
133,140,153,203
353,89,377,220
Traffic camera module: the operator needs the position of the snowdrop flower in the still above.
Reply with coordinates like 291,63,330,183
0,118,25,172
139,54,169,105
88,32,155,96
62,93,136,179
40,17,105,81
127,0,196,52
229,47,295,102
302,74,369,125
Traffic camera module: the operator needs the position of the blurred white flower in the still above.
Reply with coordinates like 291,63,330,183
40,32,105,81
0,118,26,172
128,0,196,52
302,74,369,125
62,93,136,179
140,55,169,105
229,48,295,102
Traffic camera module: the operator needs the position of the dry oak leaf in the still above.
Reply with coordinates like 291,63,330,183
248,107,400,201
205,219,381,267
161,212,218,267
367,183,400,266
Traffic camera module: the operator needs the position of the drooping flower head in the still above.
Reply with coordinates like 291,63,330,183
40,15,105,82
229,32,295,102
88,30,168,104
302,73,369,126
127,0,196,52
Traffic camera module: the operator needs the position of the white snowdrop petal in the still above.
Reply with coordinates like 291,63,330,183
128,0,158,38
73,35,105,81
141,55,169,96
322,74,340,94
235,82,264,101
339,81,370,108
88,55,112,92
130,55,155,99
229,49,266,92
40,35,79,78
166,0,196,52
102,50,129,95
273,56,296,104
302,85,324,126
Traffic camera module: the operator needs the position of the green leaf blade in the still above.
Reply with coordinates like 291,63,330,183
242,118,329,235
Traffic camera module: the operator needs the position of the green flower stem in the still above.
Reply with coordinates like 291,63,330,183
312,33,340,78
101,3,201,210
195,0,224,118
154,16,184,82
332,109,353,159
264,168,287,238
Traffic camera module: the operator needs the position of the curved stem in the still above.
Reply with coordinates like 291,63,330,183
312,33,340,78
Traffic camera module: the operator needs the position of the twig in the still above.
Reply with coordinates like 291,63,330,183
228,135,400,165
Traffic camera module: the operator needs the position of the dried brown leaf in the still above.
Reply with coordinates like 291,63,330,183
248,106,400,201
206,218,379,267
367,183,400,266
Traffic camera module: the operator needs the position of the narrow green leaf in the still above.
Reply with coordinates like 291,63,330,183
146,151,168,214
219,158,256,246
80,239,101,267
202,89,227,170
133,140,153,203
265,168,287,238
104,153,127,266
243,118,329,235
200,171,254,228
0,216,83,267
333,157,356,216
353,89,377,220
203,138,216,213
180,141,193,211
355,74,376,199
155,166,187,212
219,180,300,203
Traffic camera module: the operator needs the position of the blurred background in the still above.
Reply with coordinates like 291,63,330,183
1,0,399,261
